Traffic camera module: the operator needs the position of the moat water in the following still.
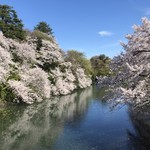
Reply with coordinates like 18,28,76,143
0,86,150,150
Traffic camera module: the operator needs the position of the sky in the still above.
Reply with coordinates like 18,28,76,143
0,0,150,58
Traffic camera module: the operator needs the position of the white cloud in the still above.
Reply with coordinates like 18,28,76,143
98,31,113,37
144,8,150,15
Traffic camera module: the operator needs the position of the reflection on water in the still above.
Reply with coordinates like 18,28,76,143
0,86,150,150
127,108,150,150
0,87,93,150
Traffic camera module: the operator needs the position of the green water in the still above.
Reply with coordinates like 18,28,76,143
0,86,150,150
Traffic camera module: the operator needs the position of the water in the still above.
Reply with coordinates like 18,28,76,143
0,86,150,150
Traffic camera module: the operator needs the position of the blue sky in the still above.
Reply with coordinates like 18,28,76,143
1,0,150,58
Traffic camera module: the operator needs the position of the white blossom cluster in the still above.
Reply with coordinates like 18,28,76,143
8,80,41,104
49,65,75,95
0,31,92,104
20,67,51,98
14,43,37,63
37,40,64,64
0,34,15,82
76,68,92,88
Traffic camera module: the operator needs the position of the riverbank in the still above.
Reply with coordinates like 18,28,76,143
0,32,92,104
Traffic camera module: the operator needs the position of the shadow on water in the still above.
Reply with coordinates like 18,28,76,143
0,86,150,150
127,108,150,150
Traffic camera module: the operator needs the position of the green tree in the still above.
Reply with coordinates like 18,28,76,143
90,54,111,76
65,50,92,75
0,5,25,40
34,22,53,35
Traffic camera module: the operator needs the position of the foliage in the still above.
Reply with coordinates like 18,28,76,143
0,83,16,102
0,69,21,102
9,64,18,70
65,50,92,75
90,54,111,77
48,75,56,85
0,5,25,40
34,21,53,35
7,71,21,81
80,58,93,76
12,52,23,64
59,64,66,73
31,30,54,42
38,62,59,72
36,37,42,50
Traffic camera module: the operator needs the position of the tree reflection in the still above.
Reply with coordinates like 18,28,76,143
127,108,150,150
0,86,93,150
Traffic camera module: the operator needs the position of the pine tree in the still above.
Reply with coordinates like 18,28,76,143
0,5,25,40
34,21,53,35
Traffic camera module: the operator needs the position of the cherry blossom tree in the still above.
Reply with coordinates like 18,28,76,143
100,17,150,108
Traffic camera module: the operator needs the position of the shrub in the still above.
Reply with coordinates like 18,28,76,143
0,83,16,102
31,30,54,42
